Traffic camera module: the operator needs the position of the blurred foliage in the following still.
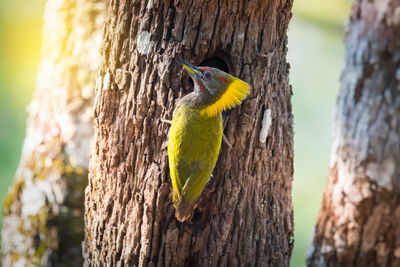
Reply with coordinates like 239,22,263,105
0,0,46,227
0,0,351,266
293,0,352,29
288,0,351,266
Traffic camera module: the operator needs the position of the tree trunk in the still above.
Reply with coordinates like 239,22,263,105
307,1,400,266
1,0,106,266
84,0,294,266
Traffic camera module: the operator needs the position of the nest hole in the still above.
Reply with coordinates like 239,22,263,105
200,55,230,73
186,55,230,90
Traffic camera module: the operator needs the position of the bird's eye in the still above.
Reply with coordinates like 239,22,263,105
203,71,212,80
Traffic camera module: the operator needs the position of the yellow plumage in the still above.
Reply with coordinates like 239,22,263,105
168,59,251,221
168,103,222,221
200,78,251,117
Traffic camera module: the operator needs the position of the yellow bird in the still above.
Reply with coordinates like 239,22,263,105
168,58,251,221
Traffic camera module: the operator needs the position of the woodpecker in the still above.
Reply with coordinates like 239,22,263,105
167,58,251,222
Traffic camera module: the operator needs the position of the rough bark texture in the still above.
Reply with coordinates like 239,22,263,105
84,0,294,266
1,0,106,266
307,1,400,266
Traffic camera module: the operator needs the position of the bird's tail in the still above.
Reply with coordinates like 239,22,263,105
172,190,196,222
173,197,195,222
172,189,197,222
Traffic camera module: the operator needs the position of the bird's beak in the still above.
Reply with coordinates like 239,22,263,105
177,58,201,78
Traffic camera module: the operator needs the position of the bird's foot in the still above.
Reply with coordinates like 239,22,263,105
222,134,233,149
222,114,233,149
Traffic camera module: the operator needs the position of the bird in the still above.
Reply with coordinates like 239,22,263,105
167,58,251,222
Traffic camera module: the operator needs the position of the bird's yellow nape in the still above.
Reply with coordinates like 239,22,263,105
200,77,251,117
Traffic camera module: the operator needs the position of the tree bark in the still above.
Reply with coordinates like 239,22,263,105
84,0,294,266
307,1,400,266
1,0,106,266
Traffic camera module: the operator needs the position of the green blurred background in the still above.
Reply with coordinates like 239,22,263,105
0,0,351,266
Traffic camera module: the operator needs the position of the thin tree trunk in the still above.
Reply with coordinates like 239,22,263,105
1,0,106,266
307,1,400,266
84,0,294,266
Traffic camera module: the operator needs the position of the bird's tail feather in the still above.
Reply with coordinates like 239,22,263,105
175,199,195,222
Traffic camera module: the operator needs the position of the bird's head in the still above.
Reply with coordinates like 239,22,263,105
178,58,251,117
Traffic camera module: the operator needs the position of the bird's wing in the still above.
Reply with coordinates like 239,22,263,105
168,105,222,206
